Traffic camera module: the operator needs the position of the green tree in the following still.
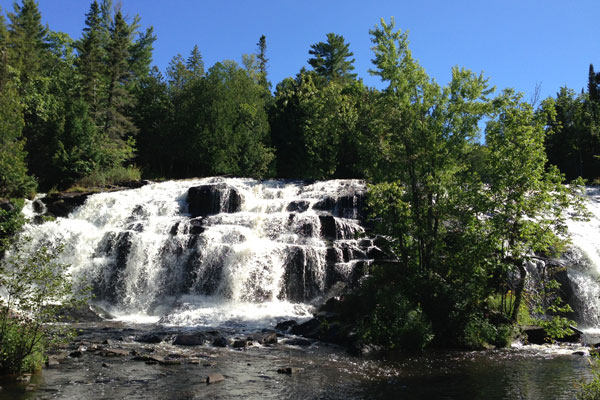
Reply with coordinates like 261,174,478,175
308,32,357,83
75,0,105,120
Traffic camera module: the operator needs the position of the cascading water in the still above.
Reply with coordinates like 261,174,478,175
19,178,379,329
562,187,600,330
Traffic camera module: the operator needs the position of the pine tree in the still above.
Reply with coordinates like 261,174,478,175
308,33,357,83
256,35,269,90
187,44,204,78
7,0,49,86
75,0,105,120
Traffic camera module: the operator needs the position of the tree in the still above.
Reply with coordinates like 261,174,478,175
270,70,359,178
256,35,269,91
75,0,105,119
363,18,583,348
308,33,357,83
187,44,204,78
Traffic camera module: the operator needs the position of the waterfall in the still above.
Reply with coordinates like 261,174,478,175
18,178,380,328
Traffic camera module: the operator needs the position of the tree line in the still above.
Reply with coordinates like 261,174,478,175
0,0,598,355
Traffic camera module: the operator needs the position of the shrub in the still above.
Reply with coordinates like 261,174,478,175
75,165,141,188
0,241,87,375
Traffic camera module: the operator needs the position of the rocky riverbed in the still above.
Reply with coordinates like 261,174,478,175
0,320,595,400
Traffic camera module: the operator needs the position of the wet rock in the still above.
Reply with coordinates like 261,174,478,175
173,332,211,346
232,339,249,348
287,200,310,213
32,199,45,213
206,373,225,384
101,348,130,357
188,218,205,235
573,351,586,356
275,320,297,332
319,215,338,240
15,374,31,382
102,339,116,346
135,333,166,344
277,367,302,374
248,331,278,345
522,325,582,344
102,363,110,368
41,192,92,217
284,338,312,347
212,336,229,347
347,341,383,356
187,183,242,217
69,350,83,358
366,246,387,260
290,318,321,338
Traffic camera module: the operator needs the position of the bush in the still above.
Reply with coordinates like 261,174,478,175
75,165,141,188
0,241,87,375
578,353,600,400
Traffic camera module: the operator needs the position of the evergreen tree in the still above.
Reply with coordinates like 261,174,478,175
75,0,105,120
256,35,269,90
6,0,48,85
308,33,357,83
103,10,136,154
187,44,204,77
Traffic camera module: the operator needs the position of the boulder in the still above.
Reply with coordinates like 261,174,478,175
290,318,321,338
319,215,338,240
41,192,92,218
135,333,166,344
286,200,310,213
275,320,297,332
212,337,229,347
277,367,303,374
173,332,211,346
187,183,242,217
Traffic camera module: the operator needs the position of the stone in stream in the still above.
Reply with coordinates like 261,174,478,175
101,348,130,357
277,367,303,375
206,373,225,384
232,339,249,348
275,320,298,332
173,332,211,346
247,331,278,345
135,333,166,344
187,183,242,217
212,336,229,347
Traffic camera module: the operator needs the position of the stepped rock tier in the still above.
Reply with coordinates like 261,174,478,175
21,178,384,328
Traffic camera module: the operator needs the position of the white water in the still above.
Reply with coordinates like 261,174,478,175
20,178,373,329
564,187,600,330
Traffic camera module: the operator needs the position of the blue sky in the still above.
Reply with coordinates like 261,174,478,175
1,0,599,100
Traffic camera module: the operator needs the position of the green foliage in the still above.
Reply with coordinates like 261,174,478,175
0,199,25,252
75,165,141,188
0,242,87,374
579,353,600,400
308,33,357,83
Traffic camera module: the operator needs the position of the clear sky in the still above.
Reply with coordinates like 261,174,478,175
1,0,599,101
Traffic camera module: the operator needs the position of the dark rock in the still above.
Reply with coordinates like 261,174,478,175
69,350,83,358
232,339,248,348
52,303,110,322
41,192,92,217
212,337,229,347
522,325,582,344
366,246,387,260
32,199,45,213
287,200,310,213
275,320,297,332
290,318,321,338
312,197,337,212
173,332,210,346
573,351,586,356
281,247,322,301
319,215,338,240
277,367,302,374
188,218,205,235
206,373,225,384
102,363,110,368
347,340,383,356
284,338,312,346
187,183,242,217
135,333,166,344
